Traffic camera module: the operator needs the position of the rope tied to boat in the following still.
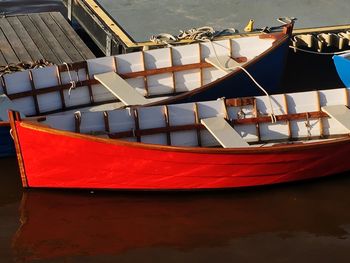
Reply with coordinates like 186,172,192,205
63,62,77,98
305,112,312,139
207,40,277,123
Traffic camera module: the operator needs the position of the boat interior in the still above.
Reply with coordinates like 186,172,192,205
36,88,350,148
0,35,279,120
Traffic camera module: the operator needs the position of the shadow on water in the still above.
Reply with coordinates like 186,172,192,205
0,157,22,205
0,0,65,15
6,172,350,263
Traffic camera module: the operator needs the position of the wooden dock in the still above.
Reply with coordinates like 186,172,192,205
0,12,95,66
62,0,350,55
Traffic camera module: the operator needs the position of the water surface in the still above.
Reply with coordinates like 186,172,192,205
97,0,350,41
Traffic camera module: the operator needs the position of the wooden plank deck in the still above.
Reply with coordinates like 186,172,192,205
0,12,95,65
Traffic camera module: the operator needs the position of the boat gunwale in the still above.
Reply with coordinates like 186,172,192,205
14,118,350,155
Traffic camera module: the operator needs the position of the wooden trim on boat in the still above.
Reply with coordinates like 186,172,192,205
106,111,330,139
225,97,256,107
133,108,141,142
56,66,67,110
5,62,215,102
283,93,292,139
16,116,350,155
163,105,171,145
141,51,149,97
74,112,81,133
0,121,10,127
232,111,329,125
169,48,176,94
8,111,28,187
103,111,110,133
315,90,324,137
28,70,40,115
193,102,202,147
252,99,261,141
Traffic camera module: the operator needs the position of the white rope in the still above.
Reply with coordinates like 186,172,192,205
63,62,76,97
9,129,14,140
289,46,350,55
208,40,277,123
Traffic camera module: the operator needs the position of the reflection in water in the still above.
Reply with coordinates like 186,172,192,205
12,177,350,262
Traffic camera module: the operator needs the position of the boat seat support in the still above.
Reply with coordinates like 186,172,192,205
94,72,149,106
201,116,249,148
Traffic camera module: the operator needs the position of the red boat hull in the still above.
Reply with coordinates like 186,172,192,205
12,120,350,190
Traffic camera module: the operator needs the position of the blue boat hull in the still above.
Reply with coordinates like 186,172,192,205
174,39,290,104
0,125,15,158
333,54,350,87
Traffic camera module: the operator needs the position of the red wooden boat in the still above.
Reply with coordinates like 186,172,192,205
9,88,350,190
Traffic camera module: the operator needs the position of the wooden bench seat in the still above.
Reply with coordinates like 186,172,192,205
321,105,350,131
201,116,249,148
94,72,149,106
205,55,242,73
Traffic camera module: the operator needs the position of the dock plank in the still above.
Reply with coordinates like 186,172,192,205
0,50,7,66
0,18,32,62
29,13,72,63
50,12,95,60
0,12,94,66
39,12,84,62
6,16,44,61
17,15,60,64
0,28,19,64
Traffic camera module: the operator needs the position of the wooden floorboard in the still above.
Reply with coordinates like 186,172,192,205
0,50,7,66
0,28,19,64
6,16,44,61
29,13,72,63
40,12,84,62
0,18,32,62
50,12,95,60
0,12,95,66
17,15,60,64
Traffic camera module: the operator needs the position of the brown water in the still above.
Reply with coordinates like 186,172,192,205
1,1,350,262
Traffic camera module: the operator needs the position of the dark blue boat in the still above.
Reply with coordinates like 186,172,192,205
0,125,15,158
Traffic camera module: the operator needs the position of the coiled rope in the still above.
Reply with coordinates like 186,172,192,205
0,59,53,77
150,26,238,45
